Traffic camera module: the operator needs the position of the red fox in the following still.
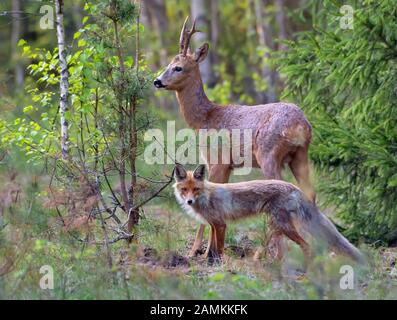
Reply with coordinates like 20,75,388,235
173,164,364,264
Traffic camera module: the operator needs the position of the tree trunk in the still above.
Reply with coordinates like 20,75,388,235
143,0,169,66
210,0,220,75
275,0,287,51
55,0,69,160
71,4,83,31
254,0,276,103
191,0,214,87
11,0,23,87
127,10,141,238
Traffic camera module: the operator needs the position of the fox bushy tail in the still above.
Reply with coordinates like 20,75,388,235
299,201,365,263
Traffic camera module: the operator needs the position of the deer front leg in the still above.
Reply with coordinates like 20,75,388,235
188,224,205,257
188,164,231,257
204,223,226,264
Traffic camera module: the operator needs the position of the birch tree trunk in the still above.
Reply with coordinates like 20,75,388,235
11,0,23,86
55,0,69,160
191,0,214,86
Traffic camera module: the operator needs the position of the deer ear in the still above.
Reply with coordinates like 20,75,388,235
193,164,206,181
194,43,209,63
174,164,187,182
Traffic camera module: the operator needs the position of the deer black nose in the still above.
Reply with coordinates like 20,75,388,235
154,79,164,88
187,199,193,205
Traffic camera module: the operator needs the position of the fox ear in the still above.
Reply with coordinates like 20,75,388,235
193,164,206,181
174,164,187,181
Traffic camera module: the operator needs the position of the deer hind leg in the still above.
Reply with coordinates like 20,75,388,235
188,164,231,258
289,145,316,203
256,151,283,180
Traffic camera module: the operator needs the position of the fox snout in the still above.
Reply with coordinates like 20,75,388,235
186,198,194,206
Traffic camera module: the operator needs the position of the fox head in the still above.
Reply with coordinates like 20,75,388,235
173,164,206,206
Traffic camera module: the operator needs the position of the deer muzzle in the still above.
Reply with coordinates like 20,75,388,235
154,79,166,89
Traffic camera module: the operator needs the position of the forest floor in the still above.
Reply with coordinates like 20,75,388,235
117,206,397,299
1,167,397,300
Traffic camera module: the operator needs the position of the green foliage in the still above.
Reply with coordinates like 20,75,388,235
1,0,152,164
278,0,397,243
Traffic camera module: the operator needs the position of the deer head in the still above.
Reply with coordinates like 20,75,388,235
154,16,209,91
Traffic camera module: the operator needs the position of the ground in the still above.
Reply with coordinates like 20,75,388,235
1,183,397,299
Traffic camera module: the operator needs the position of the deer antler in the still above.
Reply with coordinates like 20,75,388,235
179,16,200,56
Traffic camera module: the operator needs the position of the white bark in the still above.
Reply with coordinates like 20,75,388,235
55,0,69,159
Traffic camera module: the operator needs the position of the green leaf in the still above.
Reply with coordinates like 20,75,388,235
73,31,81,39
23,105,34,114
77,39,86,47
17,39,26,46
387,174,397,188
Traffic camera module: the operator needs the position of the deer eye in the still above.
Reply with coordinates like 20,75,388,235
174,66,183,72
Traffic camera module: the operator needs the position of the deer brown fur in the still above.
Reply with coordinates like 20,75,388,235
154,17,315,259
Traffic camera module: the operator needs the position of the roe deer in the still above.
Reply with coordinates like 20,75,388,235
154,17,315,260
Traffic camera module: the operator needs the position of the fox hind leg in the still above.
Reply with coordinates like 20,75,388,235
276,213,311,268
254,219,284,262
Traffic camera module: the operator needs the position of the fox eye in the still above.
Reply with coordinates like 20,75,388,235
181,187,188,192
193,188,200,192
174,66,183,72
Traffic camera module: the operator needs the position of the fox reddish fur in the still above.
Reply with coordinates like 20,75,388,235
155,17,315,258
174,164,364,264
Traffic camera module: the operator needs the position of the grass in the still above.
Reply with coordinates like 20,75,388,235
1,151,397,300
1,197,397,299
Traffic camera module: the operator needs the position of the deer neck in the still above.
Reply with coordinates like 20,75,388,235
175,77,214,129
